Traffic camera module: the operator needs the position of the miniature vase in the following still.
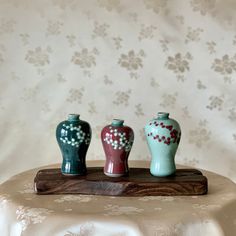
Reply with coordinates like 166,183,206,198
56,114,91,175
144,112,181,177
101,119,134,177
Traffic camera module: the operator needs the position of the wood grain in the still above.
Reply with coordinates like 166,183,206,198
34,168,208,196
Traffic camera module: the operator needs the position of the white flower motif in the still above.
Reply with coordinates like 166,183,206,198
16,206,53,231
85,134,91,145
192,204,221,210
18,182,34,194
64,222,95,236
54,195,94,203
60,124,87,147
138,196,175,202
103,129,133,152
104,204,144,216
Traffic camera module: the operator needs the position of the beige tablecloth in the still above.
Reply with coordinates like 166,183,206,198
0,161,236,236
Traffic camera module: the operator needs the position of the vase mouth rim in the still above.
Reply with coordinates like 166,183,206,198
111,119,124,127
157,112,169,119
68,114,80,121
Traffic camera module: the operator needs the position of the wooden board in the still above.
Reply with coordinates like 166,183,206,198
34,167,208,196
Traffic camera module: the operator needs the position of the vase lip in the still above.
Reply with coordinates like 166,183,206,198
111,119,124,127
157,112,169,120
68,114,80,121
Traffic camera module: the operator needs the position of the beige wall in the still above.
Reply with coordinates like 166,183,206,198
0,0,236,183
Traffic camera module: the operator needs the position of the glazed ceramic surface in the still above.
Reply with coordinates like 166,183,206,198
101,119,134,177
56,114,91,175
145,112,181,177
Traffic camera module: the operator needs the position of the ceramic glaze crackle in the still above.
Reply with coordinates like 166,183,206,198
56,114,91,175
101,119,134,177
145,112,181,177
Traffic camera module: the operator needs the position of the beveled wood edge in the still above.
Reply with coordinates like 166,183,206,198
34,167,208,196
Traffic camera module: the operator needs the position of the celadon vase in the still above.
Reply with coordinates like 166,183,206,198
144,112,181,177
56,114,91,176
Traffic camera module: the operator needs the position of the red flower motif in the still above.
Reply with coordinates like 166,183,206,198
166,125,173,131
147,121,180,146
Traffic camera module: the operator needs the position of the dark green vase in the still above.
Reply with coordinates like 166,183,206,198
56,114,91,175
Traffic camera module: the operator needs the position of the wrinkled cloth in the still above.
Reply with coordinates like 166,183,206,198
0,161,235,236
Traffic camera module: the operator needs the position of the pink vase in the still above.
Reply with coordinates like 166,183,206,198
101,119,134,177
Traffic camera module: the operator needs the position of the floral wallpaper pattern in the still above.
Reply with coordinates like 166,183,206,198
0,0,236,182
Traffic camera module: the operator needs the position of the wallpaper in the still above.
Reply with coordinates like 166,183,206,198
0,0,236,183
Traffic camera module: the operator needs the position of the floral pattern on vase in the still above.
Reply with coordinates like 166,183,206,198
101,119,134,177
56,114,91,175
145,112,181,177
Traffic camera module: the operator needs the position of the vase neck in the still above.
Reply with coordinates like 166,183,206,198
68,114,80,122
157,112,169,120
111,119,124,127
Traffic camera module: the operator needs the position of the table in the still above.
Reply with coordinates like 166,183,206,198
0,161,235,236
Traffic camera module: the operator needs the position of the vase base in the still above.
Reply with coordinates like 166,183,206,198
151,172,175,177
62,172,86,176
104,172,127,177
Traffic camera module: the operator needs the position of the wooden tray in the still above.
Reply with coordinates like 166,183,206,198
34,167,208,196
